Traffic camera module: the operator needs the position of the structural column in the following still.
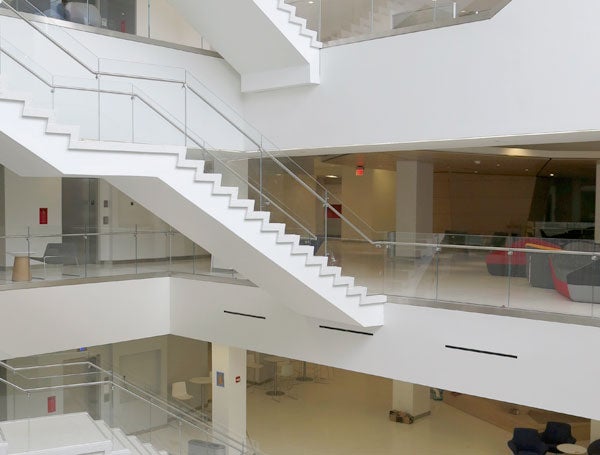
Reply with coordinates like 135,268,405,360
595,161,600,242
395,161,433,255
591,420,600,443
392,380,431,419
211,343,247,446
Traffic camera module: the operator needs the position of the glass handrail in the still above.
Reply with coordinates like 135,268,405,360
0,31,316,238
0,359,260,454
3,227,599,321
0,0,380,246
287,0,512,43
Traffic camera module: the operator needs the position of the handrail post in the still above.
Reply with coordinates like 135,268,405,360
323,190,328,259
259,144,263,211
134,224,138,274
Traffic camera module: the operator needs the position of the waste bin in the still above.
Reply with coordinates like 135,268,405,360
188,439,226,455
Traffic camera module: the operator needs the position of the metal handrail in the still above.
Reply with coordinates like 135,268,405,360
0,33,316,240
0,360,257,454
1,0,377,244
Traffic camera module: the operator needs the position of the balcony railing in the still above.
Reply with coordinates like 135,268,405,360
0,359,262,455
286,0,512,44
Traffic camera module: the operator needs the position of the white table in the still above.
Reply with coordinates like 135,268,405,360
7,252,36,282
263,355,287,396
189,376,211,411
557,443,587,454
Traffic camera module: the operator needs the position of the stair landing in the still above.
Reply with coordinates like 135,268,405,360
0,413,111,455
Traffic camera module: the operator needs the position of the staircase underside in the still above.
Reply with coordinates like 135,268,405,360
166,0,321,92
0,95,384,327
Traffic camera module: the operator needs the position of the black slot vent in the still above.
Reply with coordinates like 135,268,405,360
445,344,517,359
223,310,266,320
319,325,373,336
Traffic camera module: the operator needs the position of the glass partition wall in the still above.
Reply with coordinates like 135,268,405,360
0,360,259,455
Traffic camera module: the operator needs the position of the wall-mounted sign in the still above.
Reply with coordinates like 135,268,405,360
39,207,48,225
216,371,224,388
47,396,56,413
235,376,241,383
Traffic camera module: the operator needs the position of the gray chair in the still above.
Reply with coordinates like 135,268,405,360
30,243,80,278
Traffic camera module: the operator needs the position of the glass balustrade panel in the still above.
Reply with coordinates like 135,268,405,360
95,227,137,277
134,229,171,274
0,32,54,108
383,232,438,300
435,233,510,308
320,0,373,42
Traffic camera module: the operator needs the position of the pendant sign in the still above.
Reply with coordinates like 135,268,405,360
39,208,48,225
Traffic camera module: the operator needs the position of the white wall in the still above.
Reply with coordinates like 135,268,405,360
242,0,600,151
170,277,600,421
433,173,537,234
0,277,170,359
0,14,244,151
4,275,600,420
2,169,62,267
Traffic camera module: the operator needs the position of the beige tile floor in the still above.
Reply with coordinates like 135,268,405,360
245,366,512,455
135,365,514,455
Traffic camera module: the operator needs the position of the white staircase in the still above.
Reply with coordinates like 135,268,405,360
165,0,321,92
0,413,172,455
0,89,385,327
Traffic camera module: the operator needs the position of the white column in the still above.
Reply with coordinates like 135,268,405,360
591,420,600,442
395,161,433,256
594,161,600,243
392,380,431,419
211,343,247,449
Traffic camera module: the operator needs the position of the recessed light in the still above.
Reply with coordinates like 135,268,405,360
308,0,314,3
550,173,555,177
474,160,481,165
496,163,501,167
524,168,529,172
474,170,478,174
325,174,339,178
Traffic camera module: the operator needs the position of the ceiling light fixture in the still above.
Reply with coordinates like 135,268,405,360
325,174,339,179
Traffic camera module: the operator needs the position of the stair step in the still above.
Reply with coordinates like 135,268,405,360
277,233,300,245
143,442,161,455
333,275,355,287
111,428,147,455
361,294,387,306
127,435,153,455
245,211,270,223
93,420,130,455
21,105,54,121
320,266,342,277
261,222,285,234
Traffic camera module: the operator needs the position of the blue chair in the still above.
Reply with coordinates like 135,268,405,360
508,428,548,455
539,422,575,453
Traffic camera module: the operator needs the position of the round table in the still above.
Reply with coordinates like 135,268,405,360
189,376,211,411
557,443,587,454
8,252,36,282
